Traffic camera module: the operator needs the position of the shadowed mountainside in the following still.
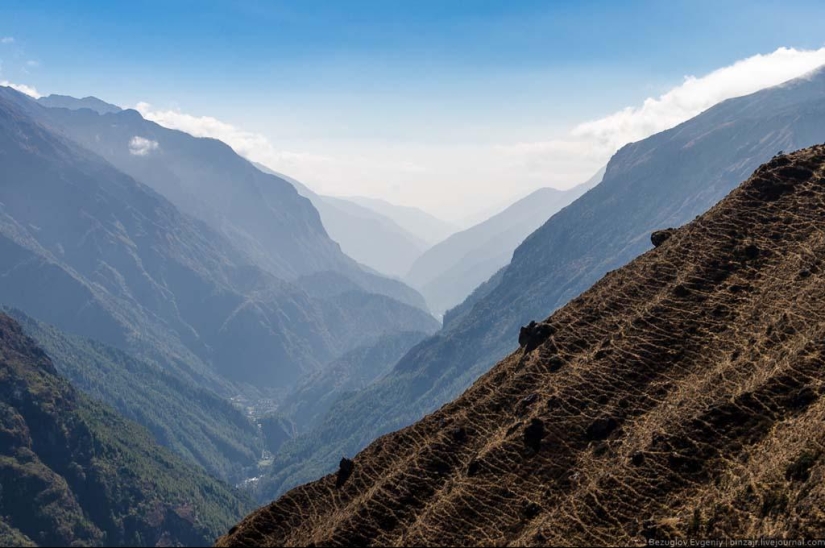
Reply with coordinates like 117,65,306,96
0,314,252,547
280,330,431,433
252,67,825,501
219,144,825,546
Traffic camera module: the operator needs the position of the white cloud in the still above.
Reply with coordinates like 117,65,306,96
136,102,341,167
134,101,426,181
572,46,825,152
495,47,825,191
135,102,271,155
135,102,329,167
0,80,41,98
128,136,159,156
0,37,13,44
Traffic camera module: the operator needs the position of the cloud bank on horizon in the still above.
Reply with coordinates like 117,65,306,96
573,47,825,151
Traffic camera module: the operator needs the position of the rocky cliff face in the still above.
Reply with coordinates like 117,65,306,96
219,146,825,545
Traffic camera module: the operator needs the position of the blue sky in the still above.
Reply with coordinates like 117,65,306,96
2,0,825,221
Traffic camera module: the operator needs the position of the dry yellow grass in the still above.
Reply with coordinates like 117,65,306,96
218,146,825,546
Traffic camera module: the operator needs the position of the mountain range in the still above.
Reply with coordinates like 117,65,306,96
0,86,437,397
252,66,825,502
38,100,427,304
37,94,122,115
4,48,825,548
218,143,825,546
279,330,431,434
345,195,457,246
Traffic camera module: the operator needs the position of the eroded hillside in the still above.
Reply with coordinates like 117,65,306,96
219,146,825,546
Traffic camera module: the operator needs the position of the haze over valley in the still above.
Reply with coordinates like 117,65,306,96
2,1,825,546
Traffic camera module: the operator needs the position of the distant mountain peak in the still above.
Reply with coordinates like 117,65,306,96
38,93,122,115
345,195,458,245
405,166,604,315
252,163,435,278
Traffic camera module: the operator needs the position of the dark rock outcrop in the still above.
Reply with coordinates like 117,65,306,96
523,418,545,452
651,228,676,247
585,416,620,441
336,458,355,488
518,321,555,353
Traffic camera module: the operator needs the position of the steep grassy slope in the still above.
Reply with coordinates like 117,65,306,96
6,308,262,483
0,314,252,547
254,67,825,500
219,144,825,546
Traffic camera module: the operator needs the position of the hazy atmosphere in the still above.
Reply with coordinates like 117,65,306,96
2,2,825,547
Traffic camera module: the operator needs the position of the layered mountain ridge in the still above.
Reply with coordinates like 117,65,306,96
38,101,426,309
37,94,122,115
0,86,437,394
253,164,431,279
406,167,605,315
219,144,825,546
280,330,431,434
345,195,457,246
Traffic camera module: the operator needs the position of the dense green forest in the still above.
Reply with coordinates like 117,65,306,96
8,308,263,483
0,313,254,546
